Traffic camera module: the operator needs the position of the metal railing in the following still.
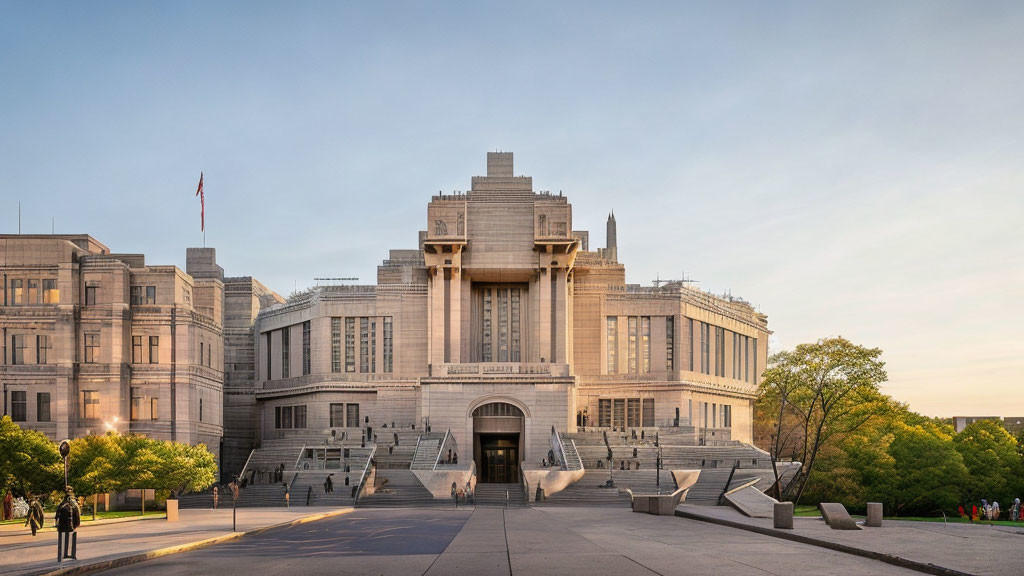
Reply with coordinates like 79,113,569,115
238,448,256,482
354,445,377,505
433,429,452,470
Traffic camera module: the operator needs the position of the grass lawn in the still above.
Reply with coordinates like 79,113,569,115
792,504,1023,526
0,509,165,525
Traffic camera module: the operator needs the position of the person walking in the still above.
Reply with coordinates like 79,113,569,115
55,487,81,562
212,486,219,510
1013,498,1021,522
326,474,334,494
25,494,45,536
451,481,458,508
283,482,290,508
3,490,13,521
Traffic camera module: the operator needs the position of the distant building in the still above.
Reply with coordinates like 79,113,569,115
953,416,1024,434
0,236,278,473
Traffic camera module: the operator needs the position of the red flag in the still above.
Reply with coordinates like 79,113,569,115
195,172,205,232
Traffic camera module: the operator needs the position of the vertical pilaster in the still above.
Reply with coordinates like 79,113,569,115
537,266,551,363
448,267,461,363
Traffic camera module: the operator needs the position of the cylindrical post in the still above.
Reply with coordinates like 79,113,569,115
866,502,883,527
773,502,794,529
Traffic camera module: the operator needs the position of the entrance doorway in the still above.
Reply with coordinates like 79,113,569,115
472,402,525,484
479,434,519,483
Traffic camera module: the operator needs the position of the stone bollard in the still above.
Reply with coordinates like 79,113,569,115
866,502,883,527
774,502,794,529
535,487,545,502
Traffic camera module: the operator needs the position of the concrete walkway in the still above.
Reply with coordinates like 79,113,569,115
677,504,1024,576
100,506,921,576
0,507,353,576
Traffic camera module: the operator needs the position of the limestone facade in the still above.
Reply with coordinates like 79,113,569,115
250,152,770,477
0,237,261,466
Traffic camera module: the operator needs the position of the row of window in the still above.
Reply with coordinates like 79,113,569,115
274,403,365,430
330,317,393,374
274,404,308,429
696,401,732,429
8,391,50,422
130,388,159,421
688,319,759,384
9,335,51,365
606,316,654,374
597,398,656,428
7,279,58,305
7,280,160,307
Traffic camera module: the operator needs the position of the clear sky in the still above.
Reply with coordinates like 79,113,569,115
2,2,1021,417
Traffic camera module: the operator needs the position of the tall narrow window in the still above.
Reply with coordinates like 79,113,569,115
302,321,311,376
11,391,26,422
482,289,492,362
42,279,58,304
498,290,508,362
84,333,99,364
359,317,369,373
723,405,732,428
745,335,750,383
85,285,97,306
151,397,159,420
627,398,641,427
345,318,356,372
753,338,758,384
346,403,359,428
265,332,272,379
510,289,521,362
294,405,307,428
37,335,50,365
149,336,159,364
330,403,345,427
281,328,289,378
82,390,99,419
131,388,142,421
370,319,377,373
10,279,23,305
688,318,694,372
130,286,142,305
383,317,393,372
331,318,342,373
199,398,203,422
642,398,655,427
665,316,674,371
37,393,50,422
627,317,638,374
641,317,651,373
200,342,205,368
606,317,618,374
11,335,26,365
701,323,711,375
598,399,612,427
613,398,626,429
145,286,156,305
27,280,39,304
132,336,143,363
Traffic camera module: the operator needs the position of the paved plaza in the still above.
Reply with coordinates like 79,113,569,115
92,507,919,576
3,505,1023,575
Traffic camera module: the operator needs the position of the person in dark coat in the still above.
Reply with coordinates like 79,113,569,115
326,475,334,494
55,488,81,561
25,494,45,536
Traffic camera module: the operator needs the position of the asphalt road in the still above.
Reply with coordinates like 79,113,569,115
101,507,923,576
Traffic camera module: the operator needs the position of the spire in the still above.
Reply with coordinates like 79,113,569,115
606,211,618,263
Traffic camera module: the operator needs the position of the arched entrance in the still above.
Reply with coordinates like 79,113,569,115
472,402,524,483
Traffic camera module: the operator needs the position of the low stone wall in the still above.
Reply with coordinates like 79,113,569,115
412,462,475,498
523,467,586,502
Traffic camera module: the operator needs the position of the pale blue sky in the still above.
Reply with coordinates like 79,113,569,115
2,2,1022,416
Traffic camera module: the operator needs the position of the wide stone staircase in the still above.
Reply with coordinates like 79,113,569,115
534,470,630,507
357,469,447,508
474,483,526,507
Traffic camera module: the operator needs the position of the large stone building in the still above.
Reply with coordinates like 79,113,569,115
249,152,770,484
0,236,279,469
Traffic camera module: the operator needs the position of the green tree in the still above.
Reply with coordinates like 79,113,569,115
151,441,217,499
887,421,967,515
757,337,889,504
0,416,61,495
954,419,1022,505
67,433,123,496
